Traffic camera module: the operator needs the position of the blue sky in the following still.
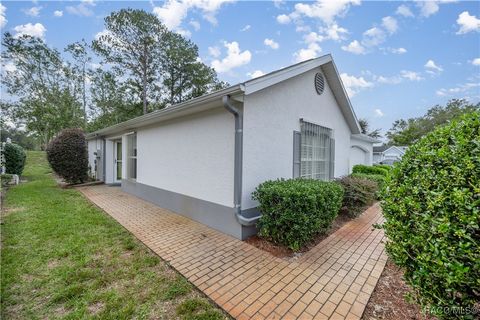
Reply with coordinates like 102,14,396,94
1,0,479,135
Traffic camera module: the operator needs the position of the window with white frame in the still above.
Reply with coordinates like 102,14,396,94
300,120,334,180
127,133,137,179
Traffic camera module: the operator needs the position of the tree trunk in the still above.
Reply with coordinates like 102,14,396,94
142,43,148,115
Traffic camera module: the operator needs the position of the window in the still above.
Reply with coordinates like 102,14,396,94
127,133,137,179
300,120,334,180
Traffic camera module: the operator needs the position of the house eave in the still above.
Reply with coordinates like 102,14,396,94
86,84,244,139
351,134,381,143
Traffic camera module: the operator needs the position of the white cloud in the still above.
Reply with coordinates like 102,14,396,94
472,58,480,66
153,0,233,32
211,41,251,73
417,1,439,17
23,6,41,17
382,16,398,34
208,46,221,58
456,11,480,34
341,40,365,54
0,3,7,29
436,82,480,96
396,4,414,18
292,0,361,25
390,47,407,54
66,0,96,17
400,70,424,81
276,14,291,24
13,23,46,39
424,59,443,73
294,42,322,62
264,38,279,50
189,20,200,31
362,27,386,47
54,10,63,17
273,0,285,9
319,23,348,41
247,70,265,78
340,73,374,97
375,75,402,84
374,108,384,117
240,24,251,32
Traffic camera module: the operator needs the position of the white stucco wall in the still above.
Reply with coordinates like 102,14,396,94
241,67,354,209
135,108,234,207
350,136,373,172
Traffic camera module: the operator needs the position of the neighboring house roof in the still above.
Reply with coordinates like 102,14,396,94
87,54,361,139
373,145,389,153
384,146,408,155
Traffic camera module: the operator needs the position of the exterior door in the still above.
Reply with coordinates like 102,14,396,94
114,140,122,182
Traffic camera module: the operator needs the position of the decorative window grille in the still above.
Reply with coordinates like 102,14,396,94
299,120,334,180
127,133,137,179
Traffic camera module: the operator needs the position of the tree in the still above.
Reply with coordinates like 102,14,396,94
87,68,140,132
161,33,227,106
386,99,479,145
1,33,83,148
92,9,168,114
358,118,382,139
65,39,91,124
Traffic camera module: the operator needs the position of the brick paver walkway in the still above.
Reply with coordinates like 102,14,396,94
80,185,387,320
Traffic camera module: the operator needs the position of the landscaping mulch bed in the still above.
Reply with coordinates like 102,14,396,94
362,259,437,320
245,212,353,259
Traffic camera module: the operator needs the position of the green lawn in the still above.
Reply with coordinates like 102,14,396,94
1,151,226,320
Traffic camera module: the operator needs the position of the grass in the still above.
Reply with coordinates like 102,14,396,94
1,151,226,320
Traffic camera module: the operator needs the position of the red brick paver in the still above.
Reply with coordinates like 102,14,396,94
80,185,387,320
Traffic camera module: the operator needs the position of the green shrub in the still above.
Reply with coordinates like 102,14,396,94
336,176,377,218
252,179,344,251
2,143,26,175
381,112,480,319
352,164,388,176
373,164,391,171
46,128,89,184
350,173,386,191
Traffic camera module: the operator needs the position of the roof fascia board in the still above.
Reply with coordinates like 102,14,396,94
351,134,381,143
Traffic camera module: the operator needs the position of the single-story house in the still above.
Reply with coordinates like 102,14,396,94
373,145,407,165
87,54,377,240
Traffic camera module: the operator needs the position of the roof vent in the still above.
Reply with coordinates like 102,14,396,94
314,72,325,95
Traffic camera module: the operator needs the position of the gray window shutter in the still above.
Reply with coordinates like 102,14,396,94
293,131,301,178
329,138,335,180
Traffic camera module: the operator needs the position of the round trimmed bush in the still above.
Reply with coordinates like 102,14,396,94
46,128,89,184
252,178,344,251
352,164,389,176
2,143,26,175
336,176,377,218
381,112,480,319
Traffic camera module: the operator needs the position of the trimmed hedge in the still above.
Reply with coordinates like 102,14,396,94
373,164,392,171
381,112,480,319
252,179,344,251
3,143,26,175
352,164,388,176
336,176,377,218
350,173,386,191
46,128,89,184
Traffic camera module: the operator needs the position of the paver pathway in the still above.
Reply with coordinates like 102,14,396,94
80,185,387,320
